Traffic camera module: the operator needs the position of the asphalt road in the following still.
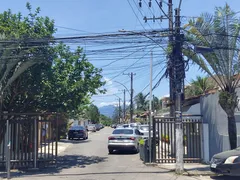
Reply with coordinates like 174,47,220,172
10,127,218,180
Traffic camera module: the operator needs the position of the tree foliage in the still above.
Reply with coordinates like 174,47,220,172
185,76,215,98
184,4,240,149
0,4,105,118
0,3,55,96
100,114,112,126
134,92,147,112
85,104,100,124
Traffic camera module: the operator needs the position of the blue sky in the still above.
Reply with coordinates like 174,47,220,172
1,0,240,107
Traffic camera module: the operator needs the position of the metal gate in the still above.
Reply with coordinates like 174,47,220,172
0,113,59,169
152,116,202,163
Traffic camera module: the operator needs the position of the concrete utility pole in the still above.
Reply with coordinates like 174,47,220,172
124,72,136,123
123,89,126,121
118,98,121,124
148,51,153,163
130,72,134,123
174,8,184,174
168,0,175,117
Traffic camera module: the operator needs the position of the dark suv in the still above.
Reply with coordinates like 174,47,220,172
68,125,88,140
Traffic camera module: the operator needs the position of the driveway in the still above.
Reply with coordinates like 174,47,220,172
7,127,211,180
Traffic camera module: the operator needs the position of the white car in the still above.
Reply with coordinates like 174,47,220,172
108,128,143,154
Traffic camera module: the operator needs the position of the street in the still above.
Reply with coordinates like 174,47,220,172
10,127,215,180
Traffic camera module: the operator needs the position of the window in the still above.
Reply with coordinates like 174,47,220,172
70,126,84,130
135,129,141,135
112,129,133,135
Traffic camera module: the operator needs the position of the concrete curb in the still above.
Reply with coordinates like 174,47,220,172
145,163,216,176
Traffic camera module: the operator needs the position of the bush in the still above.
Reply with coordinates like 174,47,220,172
139,138,145,145
161,134,170,143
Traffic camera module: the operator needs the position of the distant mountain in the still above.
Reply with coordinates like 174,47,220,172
99,105,116,118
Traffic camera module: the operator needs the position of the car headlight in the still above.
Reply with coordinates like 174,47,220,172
224,156,239,164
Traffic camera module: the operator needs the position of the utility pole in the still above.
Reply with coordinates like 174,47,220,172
123,89,126,121
118,98,121,124
124,72,136,123
168,0,175,117
174,8,184,174
148,51,153,163
130,72,134,123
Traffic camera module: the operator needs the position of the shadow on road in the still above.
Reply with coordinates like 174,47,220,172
60,139,92,144
210,175,240,180
0,155,107,179
109,150,138,155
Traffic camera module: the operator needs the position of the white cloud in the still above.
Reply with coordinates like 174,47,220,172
102,77,119,95
98,101,119,107
103,77,113,86
97,101,131,108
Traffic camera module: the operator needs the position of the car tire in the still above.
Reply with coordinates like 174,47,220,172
108,149,114,154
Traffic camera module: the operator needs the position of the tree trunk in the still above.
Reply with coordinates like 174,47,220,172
228,115,237,149
219,91,238,150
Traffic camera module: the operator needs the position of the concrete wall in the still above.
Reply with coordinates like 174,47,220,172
183,89,240,161
200,92,240,160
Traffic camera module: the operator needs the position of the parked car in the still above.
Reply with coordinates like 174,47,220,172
210,147,240,176
87,124,97,132
68,125,88,140
138,124,159,141
99,124,104,129
117,124,139,129
108,128,144,154
95,124,101,131
129,122,141,128
111,124,117,128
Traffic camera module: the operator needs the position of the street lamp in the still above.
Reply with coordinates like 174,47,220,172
114,81,130,122
114,80,130,95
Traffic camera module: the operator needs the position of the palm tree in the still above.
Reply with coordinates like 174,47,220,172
183,4,240,149
185,76,215,98
134,93,147,111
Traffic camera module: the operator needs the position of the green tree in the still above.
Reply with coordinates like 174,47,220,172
40,43,105,116
184,4,240,149
100,114,112,126
0,3,55,105
112,106,121,124
134,92,147,111
86,104,100,124
152,96,161,111
185,76,215,98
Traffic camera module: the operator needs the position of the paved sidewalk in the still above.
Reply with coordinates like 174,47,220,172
155,163,215,176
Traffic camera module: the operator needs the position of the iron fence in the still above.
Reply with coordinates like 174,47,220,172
0,113,59,169
152,116,202,163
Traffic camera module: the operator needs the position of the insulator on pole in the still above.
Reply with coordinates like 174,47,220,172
149,0,152,7
144,16,147,23
139,0,142,8
159,0,163,7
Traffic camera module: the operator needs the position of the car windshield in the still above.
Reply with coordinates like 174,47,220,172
112,129,133,135
70,126,84,130
122,124,129,128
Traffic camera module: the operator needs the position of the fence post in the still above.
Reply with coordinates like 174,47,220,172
152,117,156,162
6,119,10,179
55,113,59,166
33,118,38,169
